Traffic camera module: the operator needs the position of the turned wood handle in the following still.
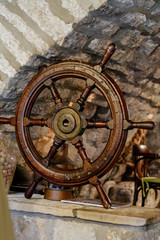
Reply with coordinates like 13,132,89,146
0,117,16,126
100,43,116,68
24,179,39,199
130,121,155,130
96,182,112,209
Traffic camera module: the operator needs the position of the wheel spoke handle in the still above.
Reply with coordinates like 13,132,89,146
90,176,112,209
100,43,116,69
24,173,42,199
0,117,16,126
123,120,155,130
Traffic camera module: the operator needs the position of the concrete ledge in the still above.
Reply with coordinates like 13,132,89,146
8,193,160,227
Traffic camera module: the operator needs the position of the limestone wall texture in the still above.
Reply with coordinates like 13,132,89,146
0,0,105,89
0,0,160,192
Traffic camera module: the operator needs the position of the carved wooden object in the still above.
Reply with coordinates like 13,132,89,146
0,44,155,208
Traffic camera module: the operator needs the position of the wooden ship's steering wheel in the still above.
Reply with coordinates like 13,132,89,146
0,44,154,208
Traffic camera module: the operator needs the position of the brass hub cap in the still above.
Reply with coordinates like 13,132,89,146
53,107,82,140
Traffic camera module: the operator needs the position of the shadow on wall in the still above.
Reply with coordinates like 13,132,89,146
0,0,160,152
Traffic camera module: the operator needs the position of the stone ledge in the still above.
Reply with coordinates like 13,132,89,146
8,193,160,227
76,206,160,227
8,193,83,218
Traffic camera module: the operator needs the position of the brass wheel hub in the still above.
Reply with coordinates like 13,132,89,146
53,107,82,140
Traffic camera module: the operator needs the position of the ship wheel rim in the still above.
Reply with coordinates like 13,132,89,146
16,61,128,186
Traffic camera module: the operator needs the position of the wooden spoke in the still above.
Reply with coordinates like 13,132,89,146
50,84,62,104
23,117,52,128
50,82,62,109
25,172,42,199
45,79,62,109
0,117,16,126
71,137,92,169
123,120,155,130
87,119,114,130
100,43,116,69
71,136,111,208
91,177,112,208
45,137,65,164
77,80,95,110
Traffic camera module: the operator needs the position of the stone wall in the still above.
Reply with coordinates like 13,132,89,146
0,0,160,198
0,0,105,90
